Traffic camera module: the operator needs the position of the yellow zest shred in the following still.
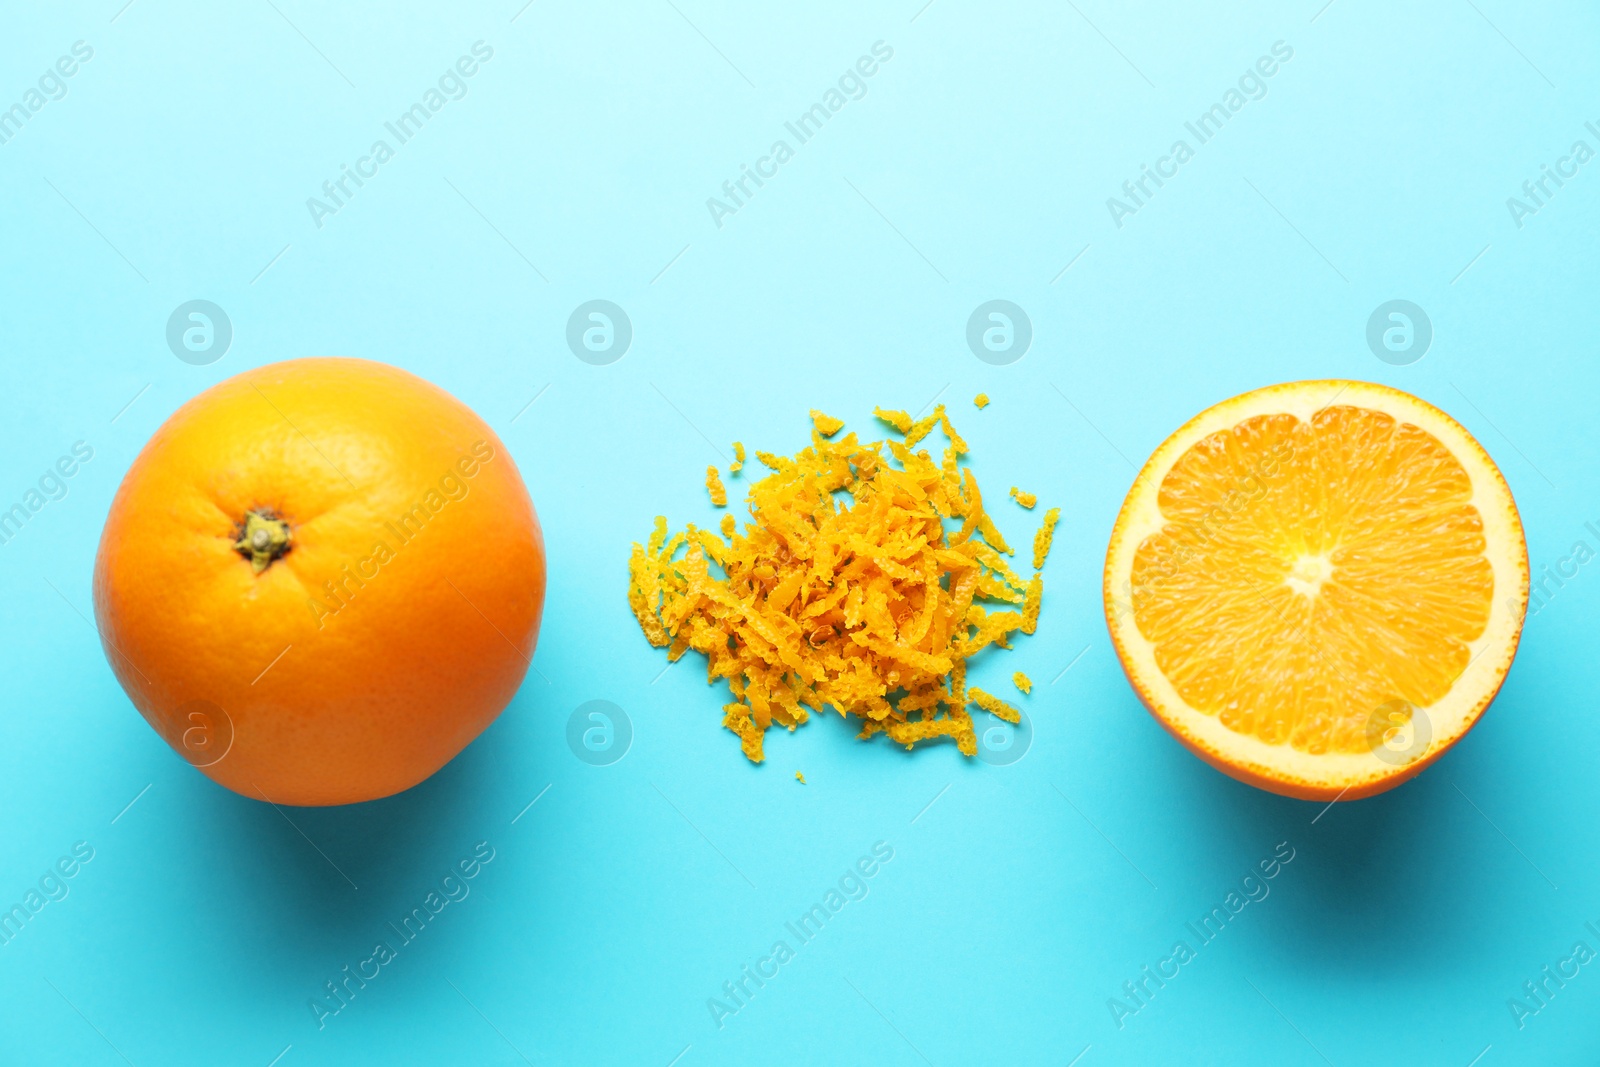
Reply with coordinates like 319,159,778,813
731,441,745,473
1022,574,1042,635
1033,507,1061,571
706,466,727,507
969,686,1021,724
1009,486,1037,509
904,408,941,448
935,406,968,455
795,771,806,784
810,410,846,437
873,407,912,433
974,393,989,409
627,407,1049,762
1013,671,1033,694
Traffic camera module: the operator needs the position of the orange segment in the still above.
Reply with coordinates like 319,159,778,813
1105,381,1527,800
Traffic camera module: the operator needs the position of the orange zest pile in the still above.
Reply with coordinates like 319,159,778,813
628,406,1054,761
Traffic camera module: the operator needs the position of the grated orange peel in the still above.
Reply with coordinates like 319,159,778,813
1033,508,1060,572
629,407,1051,761
810,410,846,437
968,687,1021,724
706,466,727,507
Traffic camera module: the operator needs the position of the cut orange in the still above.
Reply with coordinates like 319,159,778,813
1104,381,1528,801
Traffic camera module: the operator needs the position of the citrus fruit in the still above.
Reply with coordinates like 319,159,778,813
93,358,545,806
1104,380,1528,800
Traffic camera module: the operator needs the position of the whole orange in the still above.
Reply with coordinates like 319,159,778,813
92,358,546,806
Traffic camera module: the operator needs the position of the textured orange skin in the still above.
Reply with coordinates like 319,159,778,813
92,358,545,806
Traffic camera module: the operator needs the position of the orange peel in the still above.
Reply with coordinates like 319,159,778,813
629,407,1047,761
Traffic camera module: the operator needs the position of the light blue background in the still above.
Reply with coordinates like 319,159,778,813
2,1,1597,1064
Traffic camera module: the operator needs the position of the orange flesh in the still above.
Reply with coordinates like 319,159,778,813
1129,406,1494,756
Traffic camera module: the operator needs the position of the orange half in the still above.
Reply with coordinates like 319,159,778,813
1104,381,1528,800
